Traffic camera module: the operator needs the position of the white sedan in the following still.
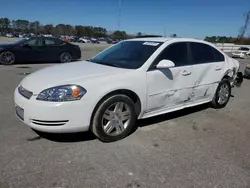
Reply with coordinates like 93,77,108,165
232,47,250,59
14,37,243,142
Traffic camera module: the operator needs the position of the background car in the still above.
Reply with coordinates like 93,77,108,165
0,37,81,65
90,38,99,43
232,47,250,59
244,63,250,78
98,38,109,44
78,37,89,43
6,33,14,38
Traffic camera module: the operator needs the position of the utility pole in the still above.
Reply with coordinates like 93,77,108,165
117,0,122,30
239,10,250,44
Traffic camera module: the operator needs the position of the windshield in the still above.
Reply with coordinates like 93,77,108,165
238,47,249,51
89,41,163,69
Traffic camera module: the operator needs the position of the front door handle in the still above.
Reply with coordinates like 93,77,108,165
182,70,191,76
215,66,222,71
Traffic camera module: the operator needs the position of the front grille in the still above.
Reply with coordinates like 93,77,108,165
31,119,69,126
18,86,33,99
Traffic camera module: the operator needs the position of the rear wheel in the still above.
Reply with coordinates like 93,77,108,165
60,52,72,63
211,78,231,109
0,51,15,65
91,95,136,142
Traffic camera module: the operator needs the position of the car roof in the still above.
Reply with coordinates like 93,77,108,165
126,37,208,44
28,36,60,40
126,37,173,42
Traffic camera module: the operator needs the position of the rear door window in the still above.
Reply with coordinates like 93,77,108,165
190,42,224,64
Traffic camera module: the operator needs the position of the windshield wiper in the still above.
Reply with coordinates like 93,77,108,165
100,62,121,68
92,60,121,68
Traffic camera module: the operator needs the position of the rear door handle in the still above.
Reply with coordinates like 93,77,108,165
215,66,222,70
181,70,191,76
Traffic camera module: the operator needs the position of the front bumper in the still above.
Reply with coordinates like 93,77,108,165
14,87,91,133
232,53,245,58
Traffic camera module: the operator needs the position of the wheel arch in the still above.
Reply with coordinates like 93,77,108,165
90,89,142,127
221,68,236,80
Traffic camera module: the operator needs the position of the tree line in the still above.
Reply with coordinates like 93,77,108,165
204,36,250,45
0,17,143,39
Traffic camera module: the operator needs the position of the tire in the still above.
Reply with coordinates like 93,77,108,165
211,78,231,109
60,52,72,63
91,94,137,142
0,51,15,65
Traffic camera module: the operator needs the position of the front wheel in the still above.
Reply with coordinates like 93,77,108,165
211,79,231,109
91,95,137,142
60,52,72,63
0,51,15,65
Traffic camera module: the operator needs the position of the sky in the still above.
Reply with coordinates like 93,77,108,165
0,0,249,39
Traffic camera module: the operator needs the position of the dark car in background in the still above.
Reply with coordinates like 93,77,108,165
244,63,250,78
0,37,81,65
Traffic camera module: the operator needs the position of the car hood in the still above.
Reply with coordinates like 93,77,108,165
0,43,15,48
20,61,131,93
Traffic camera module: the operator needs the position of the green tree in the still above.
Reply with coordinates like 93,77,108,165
169,33,177,37
112,30,126,39
0,18,10,33
14,19,29,32
29,21,40,34
54,24,66,35
136,32,142,37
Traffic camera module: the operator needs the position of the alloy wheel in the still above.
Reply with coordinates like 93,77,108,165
0,51,15,65
218,83,230,105
102,102,131,136
60,52,72,63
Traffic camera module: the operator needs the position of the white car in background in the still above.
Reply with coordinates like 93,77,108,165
6,33,13,38
14,38,243,142
232,47,250,59
78,37,89,43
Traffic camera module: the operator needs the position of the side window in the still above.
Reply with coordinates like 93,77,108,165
212,48,225,62
24,38,38,46
45,38,56,45
59,40,66,45
190,42,224,64
155,42,189,67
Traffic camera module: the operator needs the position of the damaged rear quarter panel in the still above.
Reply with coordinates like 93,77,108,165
190,61,225,102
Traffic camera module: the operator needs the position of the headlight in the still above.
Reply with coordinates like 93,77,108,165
36,85,86,102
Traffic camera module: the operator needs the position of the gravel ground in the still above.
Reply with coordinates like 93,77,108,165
0,37,250,188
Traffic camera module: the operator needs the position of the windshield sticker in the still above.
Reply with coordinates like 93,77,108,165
143,42,160,46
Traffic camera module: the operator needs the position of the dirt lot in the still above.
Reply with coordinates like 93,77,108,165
0,37,250,188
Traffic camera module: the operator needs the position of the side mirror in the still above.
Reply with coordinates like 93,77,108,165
156,59,175,69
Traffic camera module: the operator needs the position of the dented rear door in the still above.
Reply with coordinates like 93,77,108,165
188,42,226,102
